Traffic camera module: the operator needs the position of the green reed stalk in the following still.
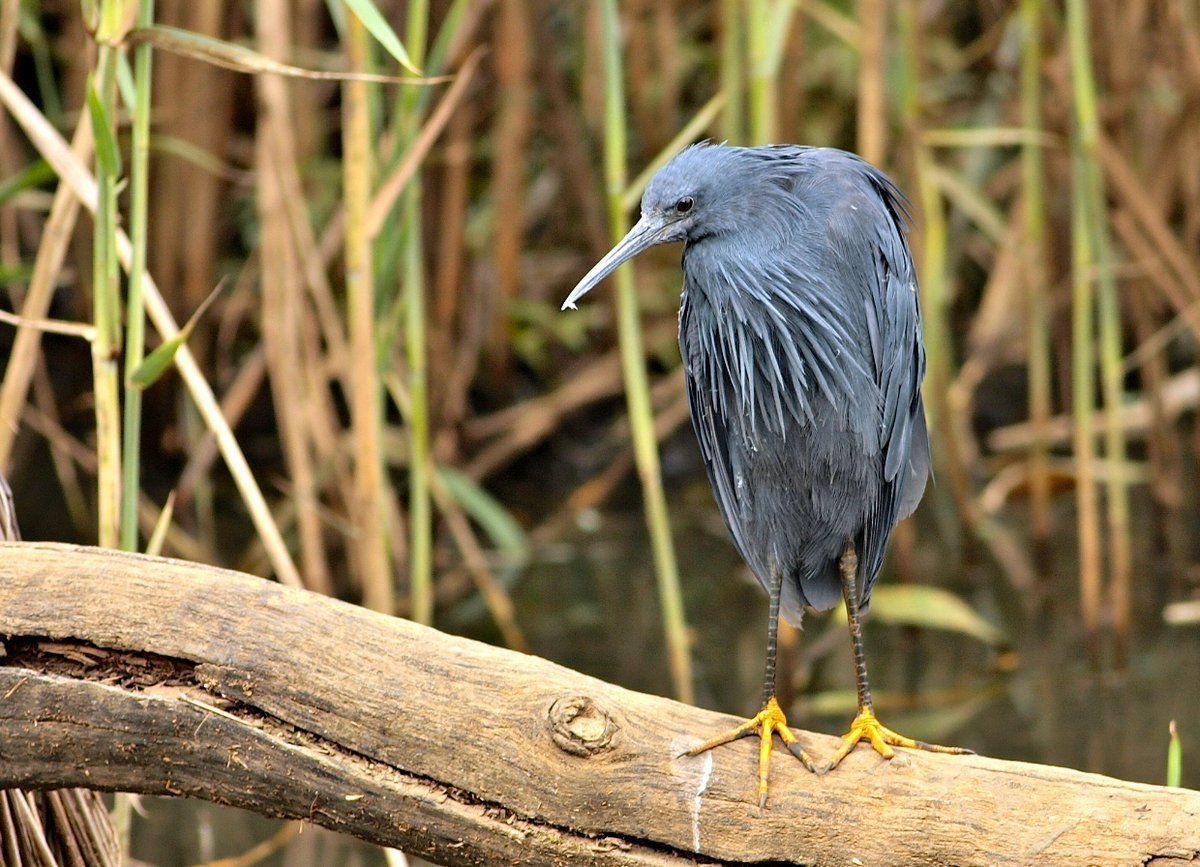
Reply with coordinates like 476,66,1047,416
897,0,965,538
88,4,136,850
720,0,745,142
120,0,155,552
746,0,774,143
913,147,953,459
1093,186,1130,662
1067,0,1129,663
89,20,123,549
401,0,432,626
1020,0,1052,557
1167,720,1182,788
1068,144,1102,659
600,0,692,704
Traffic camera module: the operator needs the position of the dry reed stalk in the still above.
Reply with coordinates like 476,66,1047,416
0,119,91,469
1020,0,1053,560
466,357,622,479
342,12,394,614
149,3,221,325
264,131,360,543
0,0,16,89
653,0,681,148
256,0,331,595
294,312,356,522
1068,0,1131,664
776,6,808,143
580,3,605,134
523,368,693,558
489,0,531,365
855,0,887,165
432,100,473,414
153,3,230,319
20,404,100,476
174,345,265,506
1068,145,1103,661
625,0,657,150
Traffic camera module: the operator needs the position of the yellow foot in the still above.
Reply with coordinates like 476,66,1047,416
822,706,974,772
685,695,819,807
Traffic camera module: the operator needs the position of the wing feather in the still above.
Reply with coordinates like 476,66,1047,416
679,290,761,576
858,170,928,605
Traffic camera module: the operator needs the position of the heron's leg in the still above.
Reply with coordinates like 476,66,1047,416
823,539,974,772
759,565,784,708
841,540,875,713
685,571,818,807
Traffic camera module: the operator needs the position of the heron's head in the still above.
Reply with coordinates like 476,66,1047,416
561,142,761,310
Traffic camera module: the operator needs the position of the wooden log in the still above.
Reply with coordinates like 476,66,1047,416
0,542,1197,866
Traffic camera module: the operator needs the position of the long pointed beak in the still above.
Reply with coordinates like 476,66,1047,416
561,214,669,310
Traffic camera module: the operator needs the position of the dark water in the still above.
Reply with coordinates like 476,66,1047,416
127,479,1198,864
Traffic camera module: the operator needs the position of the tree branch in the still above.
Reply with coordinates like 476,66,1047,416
1,542,1197,865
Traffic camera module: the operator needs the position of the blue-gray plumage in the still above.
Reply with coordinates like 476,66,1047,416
563,142,968,805
667,144,927,620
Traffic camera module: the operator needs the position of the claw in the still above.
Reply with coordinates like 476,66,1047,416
687,695,818,807
822,706,974,773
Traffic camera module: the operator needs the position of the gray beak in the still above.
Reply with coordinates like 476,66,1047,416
561,214,670,310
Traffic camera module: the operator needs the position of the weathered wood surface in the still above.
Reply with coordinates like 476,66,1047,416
0,542,1197,866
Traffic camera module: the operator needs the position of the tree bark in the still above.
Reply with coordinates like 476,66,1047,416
0,542,1197,866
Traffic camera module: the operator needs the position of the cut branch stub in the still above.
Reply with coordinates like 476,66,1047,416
547,695,620,757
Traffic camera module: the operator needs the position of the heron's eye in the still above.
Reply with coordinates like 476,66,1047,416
675,196,694,214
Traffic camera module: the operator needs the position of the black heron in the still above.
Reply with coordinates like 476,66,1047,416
562,143,970,806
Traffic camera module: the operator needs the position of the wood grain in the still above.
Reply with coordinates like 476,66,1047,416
1,542,1197,866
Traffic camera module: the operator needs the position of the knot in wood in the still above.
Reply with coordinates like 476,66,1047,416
547,696,617,757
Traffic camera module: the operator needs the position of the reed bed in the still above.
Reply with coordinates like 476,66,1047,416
4,0,1199,680
2,0,1200,855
